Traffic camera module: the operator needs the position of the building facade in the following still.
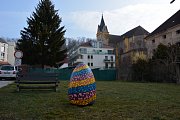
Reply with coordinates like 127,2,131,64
0,38,8,64
0,38,17,65
96,15,149,80
68,40,115,69
145,10,180,58
7,42,16,65
96,15,109,45
117,26,149,65
96,15,149,66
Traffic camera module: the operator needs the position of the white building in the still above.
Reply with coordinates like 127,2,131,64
0,38,16,65
145,10,180,58
7,42,16,65
69,40,115,69
59,58,68,68
0,38,8,64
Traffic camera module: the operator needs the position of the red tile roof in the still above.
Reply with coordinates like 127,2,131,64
0,61,10,65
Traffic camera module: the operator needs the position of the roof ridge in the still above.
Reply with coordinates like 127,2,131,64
146,9,180,38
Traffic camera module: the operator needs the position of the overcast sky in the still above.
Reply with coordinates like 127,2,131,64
0,0,179,39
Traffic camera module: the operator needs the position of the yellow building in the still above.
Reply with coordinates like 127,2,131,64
96,15,149,65
96,16,149,79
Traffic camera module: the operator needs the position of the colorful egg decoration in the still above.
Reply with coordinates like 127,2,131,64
68,63,96,106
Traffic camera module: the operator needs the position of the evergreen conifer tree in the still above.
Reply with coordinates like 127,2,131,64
17,0,67,68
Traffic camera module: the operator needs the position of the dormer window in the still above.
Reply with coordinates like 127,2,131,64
90,41,97,48
152,39,155,43
162,35,166,39
176,30,180,34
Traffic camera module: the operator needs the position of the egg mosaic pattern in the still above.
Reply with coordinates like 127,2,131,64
68,63,96,106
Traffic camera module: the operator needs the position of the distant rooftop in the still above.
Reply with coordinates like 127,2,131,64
0,38,7,43
80,40,113,49
109,26,149,44
146,9,180,39
121,26,149,38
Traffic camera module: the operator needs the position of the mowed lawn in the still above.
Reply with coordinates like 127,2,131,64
0,81,180,120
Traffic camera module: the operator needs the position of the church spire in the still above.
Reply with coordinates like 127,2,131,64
97,14,108,32
100,14,105,30
96,14,109,45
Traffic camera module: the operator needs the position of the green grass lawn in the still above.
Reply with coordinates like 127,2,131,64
0,81,180,120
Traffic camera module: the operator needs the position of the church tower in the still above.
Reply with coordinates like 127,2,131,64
96,14,109,45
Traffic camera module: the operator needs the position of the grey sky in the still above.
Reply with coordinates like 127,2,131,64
0,0,179,39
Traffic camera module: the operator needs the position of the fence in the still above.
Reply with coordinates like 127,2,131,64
58,67,116,81
25,67,117,81
92,69,116,81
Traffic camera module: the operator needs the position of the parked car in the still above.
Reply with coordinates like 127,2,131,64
0,65,18,80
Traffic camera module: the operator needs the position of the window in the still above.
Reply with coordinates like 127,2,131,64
1,66,14,70
91,63,93,66
88,63,90,66
111,63,114,68
152,39,155,43
1,46,5,52
91,55,93,59
79,48,87,54
105,56,108,60
1,53,5,58
91,41,97,48
79,55,83,59
162,35,166,39
99,42,102,48
105,63,108,68
108,50,113,54
88,55,90,59
176,30,180,34
98,50,102,54
111,56,113,61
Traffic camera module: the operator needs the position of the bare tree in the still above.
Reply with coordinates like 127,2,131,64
167,44,180,83
152,43,180,83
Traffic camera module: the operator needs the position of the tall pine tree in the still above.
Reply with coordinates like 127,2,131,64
17,0,67,68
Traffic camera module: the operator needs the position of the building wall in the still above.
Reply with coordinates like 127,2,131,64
0,42,8,62
7,42,16,65
124,38,129,52
96,32,109,45
72,46,115,69
119,35,147,65
146,25,180,58
75,54,115,68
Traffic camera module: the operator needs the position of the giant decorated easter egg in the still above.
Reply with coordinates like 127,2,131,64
68,63,96,106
